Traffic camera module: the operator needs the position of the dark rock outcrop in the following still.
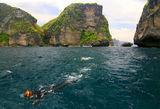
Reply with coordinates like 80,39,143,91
42,3,112,47
134,0,160,47
0,3,43,46
121,42,133,47
91,40,109,47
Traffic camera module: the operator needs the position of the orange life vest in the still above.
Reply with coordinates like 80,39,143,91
24,90,32,98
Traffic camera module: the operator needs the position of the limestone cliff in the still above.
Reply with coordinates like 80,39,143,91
0,3,43,46
42,3,112,47
134,0,160,47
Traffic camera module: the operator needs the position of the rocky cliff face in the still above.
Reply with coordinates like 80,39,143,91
134,0,160,47
42,3,112,47
0,3,43,46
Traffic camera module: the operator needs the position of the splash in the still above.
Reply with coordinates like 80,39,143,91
68,74,82,80
39,85,44,90
81,57,93,61
0,70,13,78
5,70,13,74
80,67,91,73
65,73,83,83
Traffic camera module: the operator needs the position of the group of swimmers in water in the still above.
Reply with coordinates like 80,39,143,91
24,80,78,104
23,57,91,104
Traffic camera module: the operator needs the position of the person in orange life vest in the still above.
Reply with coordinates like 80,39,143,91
23,79,78,104
24,90,33,98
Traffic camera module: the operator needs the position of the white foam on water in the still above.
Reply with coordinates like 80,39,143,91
19,94,24,98
65,73,83,83
6,70,13,74
0,70,13,77
12,63,22,67
80,67,91,73
39,85,44,90
81,57,93,61
51,84,55,87
68,74,82,80
47,90,53,93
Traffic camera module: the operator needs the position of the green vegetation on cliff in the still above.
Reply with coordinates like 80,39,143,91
80,31,99,44
0,3,112,46
9,19,43,39
143,0,156,11
0,3,43,46
42,3,101,30
42,3,85,35
0,33,9,44
0,3,13,21
144,0,150,10
80,30,111,44
42,3,87,44
149,7,159,13
42,3,112,46
98,15,111,37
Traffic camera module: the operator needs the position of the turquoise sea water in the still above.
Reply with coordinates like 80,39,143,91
0,47,160,109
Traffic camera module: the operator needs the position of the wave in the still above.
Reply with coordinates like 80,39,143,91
39,84,45,90
81,57,93,61
65,73,83,83
12,63,22,67
79,67,91,73
5,70,13,74
0,70,13,78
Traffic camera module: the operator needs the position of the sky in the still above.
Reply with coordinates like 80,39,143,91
0,0,147,42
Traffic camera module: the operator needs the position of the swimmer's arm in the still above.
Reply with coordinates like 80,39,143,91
54,79,78,91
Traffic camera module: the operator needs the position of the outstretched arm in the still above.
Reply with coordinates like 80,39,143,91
32,80,78,104
44,81,66,93
44,80,77,93
54,80,78,91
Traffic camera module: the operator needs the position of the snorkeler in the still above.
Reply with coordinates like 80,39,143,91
24,80,78,104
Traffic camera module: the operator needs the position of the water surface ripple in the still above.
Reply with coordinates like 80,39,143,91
0,47,160,109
